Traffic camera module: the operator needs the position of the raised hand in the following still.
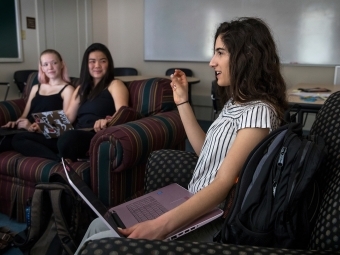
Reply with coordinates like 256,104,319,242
170,69,189,105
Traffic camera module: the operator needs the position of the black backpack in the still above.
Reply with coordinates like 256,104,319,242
13,173,93,255
214,122,327,249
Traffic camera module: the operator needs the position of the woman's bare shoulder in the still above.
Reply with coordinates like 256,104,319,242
111,79,125,86
64,84,75,92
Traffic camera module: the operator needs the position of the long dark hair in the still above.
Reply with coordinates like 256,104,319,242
77,43,115,104
215,17,288,121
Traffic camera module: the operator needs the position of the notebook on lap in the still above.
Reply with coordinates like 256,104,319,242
61,158,223,240
31,110,74,139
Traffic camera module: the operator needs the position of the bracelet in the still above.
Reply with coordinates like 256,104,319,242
176,100,189,106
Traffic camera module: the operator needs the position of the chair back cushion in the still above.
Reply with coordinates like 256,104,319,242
114,67,138,76
309,91,340,251
70,77,80,87
126,78,175,117
22,72,39,101
13,70,38,93
165,68,193,77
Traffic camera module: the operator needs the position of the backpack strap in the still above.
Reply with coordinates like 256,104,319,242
0,226,17,251
13,182,80,255
284,104,303,125
49,183,79,255
13,187,52,250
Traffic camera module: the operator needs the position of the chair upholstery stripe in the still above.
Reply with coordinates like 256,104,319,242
97,141,112,206
0,99,25,125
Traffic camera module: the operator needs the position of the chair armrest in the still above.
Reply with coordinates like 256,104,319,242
79,237,332,255
106,106,143,126
90,110,186,173
88,110,186,206
0,99,26,126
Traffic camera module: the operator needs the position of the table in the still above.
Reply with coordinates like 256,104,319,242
287,83,340,124
116,75,200,105
0,82,10,101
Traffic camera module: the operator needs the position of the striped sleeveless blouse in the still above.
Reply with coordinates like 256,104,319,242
188,99,280,194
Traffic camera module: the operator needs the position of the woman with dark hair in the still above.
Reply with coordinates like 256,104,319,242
1,49,74,153
57,43,129,161
11,43,129,161
74,17,288,251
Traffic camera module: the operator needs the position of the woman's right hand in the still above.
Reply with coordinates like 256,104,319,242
2,121,17,128
118,217,169,240
93,119,109,132
170,69,189,105
16,118,31,130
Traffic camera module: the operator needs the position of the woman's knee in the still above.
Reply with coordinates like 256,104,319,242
58,130,76,154
88,218,110,234
12,132,29,150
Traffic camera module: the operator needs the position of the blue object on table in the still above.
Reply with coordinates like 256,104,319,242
300,96,318,102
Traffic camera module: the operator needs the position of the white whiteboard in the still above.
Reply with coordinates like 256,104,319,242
144,0,340,65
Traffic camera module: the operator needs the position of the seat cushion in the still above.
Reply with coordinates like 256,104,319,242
309,91,340,251
309,168,340,250
144,149,198,193
127,78,175,117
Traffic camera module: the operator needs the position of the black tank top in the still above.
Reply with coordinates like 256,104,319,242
75,89,115,129
27,84,69,123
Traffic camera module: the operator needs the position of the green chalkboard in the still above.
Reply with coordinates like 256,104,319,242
0,0,22,62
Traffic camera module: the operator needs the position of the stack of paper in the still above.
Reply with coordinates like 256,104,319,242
289,91,332,98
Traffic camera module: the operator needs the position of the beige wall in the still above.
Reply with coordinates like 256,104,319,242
97,0,336,120
92,0,108,45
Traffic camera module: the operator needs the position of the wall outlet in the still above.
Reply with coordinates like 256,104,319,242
21,30,26,40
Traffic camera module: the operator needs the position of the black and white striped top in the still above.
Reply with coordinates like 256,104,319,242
188,99,280,194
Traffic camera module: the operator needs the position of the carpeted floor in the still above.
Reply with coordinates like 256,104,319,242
0,213,26,255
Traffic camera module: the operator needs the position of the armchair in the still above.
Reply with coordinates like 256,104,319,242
89,78,186,207
79,92,340,254
0,72,89,222
0,75,186,222
13,69,38,94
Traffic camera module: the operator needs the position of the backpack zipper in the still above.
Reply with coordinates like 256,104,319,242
273,147,287,197
288,141,312,202
25,198,32,228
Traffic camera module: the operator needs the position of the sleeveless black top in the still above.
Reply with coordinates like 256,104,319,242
27,84,69,123
75,89,115,129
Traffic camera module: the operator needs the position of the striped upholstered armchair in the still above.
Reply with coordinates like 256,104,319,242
0,73,186,222
0,72,90,222
88,78,186,207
